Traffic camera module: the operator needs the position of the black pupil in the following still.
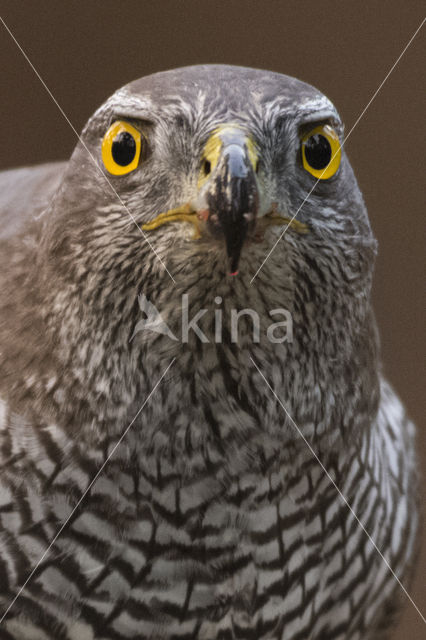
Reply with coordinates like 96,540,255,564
304,134,332,170
111,131,136,166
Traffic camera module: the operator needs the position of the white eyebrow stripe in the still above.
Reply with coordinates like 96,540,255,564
294,98,340,122
263,95,341,127
298,107,341,124
95,89,158,121
96,87,342,135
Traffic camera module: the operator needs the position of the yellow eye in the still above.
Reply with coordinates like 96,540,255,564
101,121,142,175
301,124,341,179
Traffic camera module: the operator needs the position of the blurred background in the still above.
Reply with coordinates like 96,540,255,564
1,1,424,636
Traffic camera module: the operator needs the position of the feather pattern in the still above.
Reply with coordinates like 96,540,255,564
0,65,419,639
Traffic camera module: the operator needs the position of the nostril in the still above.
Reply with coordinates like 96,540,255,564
202,159,211,176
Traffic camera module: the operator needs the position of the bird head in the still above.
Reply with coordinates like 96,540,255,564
36,65,381,446
46,65,375,282
42,65,377,372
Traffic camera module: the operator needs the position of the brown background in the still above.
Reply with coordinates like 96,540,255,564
1,1,424,636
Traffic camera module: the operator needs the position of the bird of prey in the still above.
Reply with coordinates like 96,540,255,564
0,65,419,640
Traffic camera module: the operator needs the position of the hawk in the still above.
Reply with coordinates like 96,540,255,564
0,65,419,639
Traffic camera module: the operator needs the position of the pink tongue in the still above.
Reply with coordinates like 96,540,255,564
229,270,239,276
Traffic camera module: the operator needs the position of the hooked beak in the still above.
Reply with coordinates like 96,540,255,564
141,124,309,275
201,125,259,275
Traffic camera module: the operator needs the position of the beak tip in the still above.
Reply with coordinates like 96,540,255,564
227,245,243,277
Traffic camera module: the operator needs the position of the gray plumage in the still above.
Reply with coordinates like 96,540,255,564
0,65,419,639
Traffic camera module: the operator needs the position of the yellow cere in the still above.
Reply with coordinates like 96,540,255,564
101,120,142,176
302,124,341,180
198,124,258,188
